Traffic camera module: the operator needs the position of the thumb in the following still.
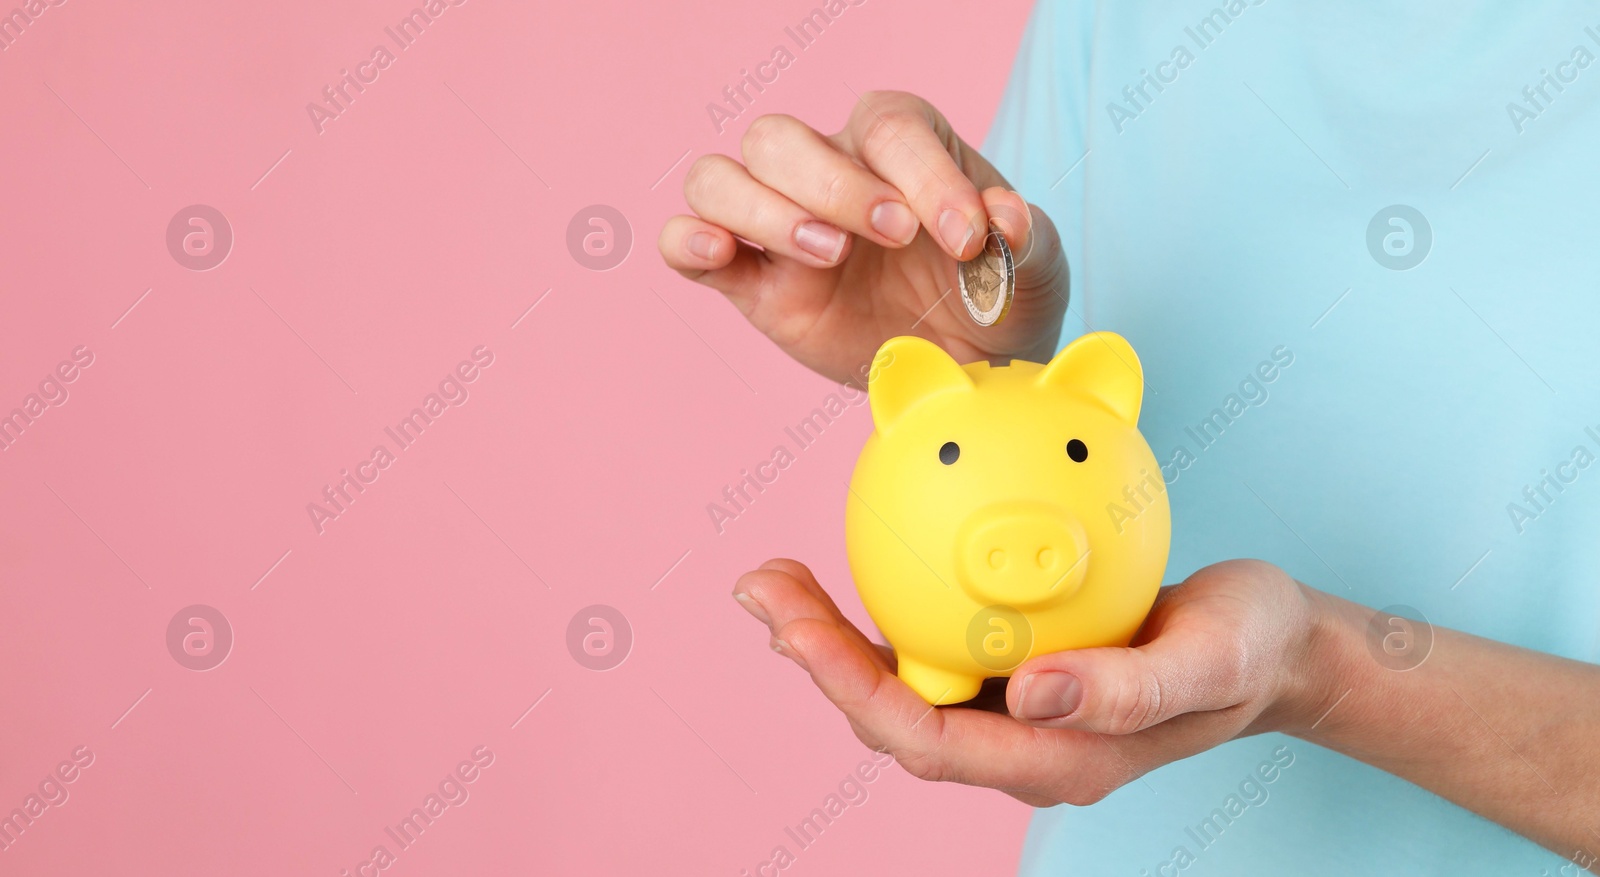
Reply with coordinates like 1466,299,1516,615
983,192,1066,302
1006,634,1247,735
960,189,1068,361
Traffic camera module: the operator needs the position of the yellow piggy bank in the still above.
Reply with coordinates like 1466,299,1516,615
845,332,1171,705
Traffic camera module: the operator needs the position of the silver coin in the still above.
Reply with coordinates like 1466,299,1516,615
957,223,1014,327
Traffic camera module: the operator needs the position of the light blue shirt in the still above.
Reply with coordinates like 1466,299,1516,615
983,1,1600,874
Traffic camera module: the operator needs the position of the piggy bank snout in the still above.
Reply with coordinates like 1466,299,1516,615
954,501,1089,608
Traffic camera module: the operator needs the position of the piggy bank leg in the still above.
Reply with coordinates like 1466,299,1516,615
896,658,984,706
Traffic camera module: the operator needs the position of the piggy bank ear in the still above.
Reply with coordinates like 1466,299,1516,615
867,336,974,431
1035,331,1144,425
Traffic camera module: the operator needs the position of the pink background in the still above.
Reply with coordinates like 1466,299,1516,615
0,0,1037,874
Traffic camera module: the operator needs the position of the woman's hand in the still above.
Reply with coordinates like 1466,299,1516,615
659,91,1069,385
731,558,1330,807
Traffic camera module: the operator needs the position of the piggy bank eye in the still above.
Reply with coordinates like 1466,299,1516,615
1066,439,1088,463
938,441,960,465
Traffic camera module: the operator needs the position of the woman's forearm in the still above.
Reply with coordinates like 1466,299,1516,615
1284,586,1600,868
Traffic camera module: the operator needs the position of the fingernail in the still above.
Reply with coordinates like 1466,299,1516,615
795,221,846,263
938,208,976,257
686,231,718,261
870,201,918,245
771,638,809,671
1015,671,1082,720
733,591,772,626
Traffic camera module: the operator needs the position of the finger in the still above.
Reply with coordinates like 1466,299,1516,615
778,614,1123,796
733,563,893,673
754,558,841,610
979,188,1067,302
979,187,1030,254
657,215,769,308
747,561,898,670
658,214,736,272
838,92,989,260
742,114,920,248
976,185,1047,293
684,154,851,268
1007,633,1248,735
